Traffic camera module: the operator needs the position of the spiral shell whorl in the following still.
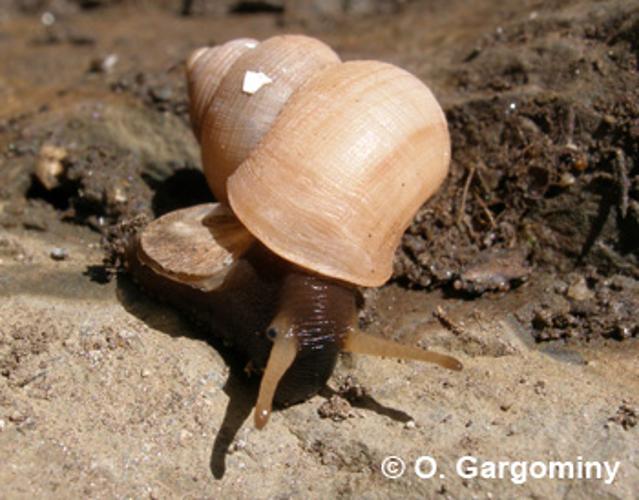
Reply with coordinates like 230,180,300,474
187,38,259,140
188,35,340,203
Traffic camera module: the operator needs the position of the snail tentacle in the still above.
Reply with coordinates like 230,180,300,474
342,328,463,371
254,330,298,429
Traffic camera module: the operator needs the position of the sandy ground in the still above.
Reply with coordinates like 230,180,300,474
1,0,638,498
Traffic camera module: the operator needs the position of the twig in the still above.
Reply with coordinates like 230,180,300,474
16,370,47,388
434,306,465,337
564,105,576,149
457,165,476,226
473,160,492,196
474,191,497,229
613,148,629,219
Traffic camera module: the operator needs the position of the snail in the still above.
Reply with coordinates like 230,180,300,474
124,34,461,429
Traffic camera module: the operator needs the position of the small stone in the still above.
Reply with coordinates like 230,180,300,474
608,325,633,340
107,184,128,205
0,419,5,431
558,172,576,188
229,439,247,454
50,247,68,261
404,420,416,429
35,144,67,190
608,403,637,430
532,308,552,330
317,395,354,421
178,429,193,445
554,281,568,294
41,11,55,26
140,368,151,378
566,276,594,301
149,86,173,102
8,411,25,423
338,375,367,401
89,53,118,73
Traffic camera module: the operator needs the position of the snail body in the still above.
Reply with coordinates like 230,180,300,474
126,35,460,429
127,203,358,416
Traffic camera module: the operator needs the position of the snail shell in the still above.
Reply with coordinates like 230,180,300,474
187,35,450,287
127,35,459,429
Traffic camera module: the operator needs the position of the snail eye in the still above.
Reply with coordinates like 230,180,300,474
266,327,277,340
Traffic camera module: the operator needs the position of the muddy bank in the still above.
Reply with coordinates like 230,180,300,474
1,0,638,498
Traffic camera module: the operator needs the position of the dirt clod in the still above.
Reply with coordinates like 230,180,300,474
318,395,355,422
608,402,638,430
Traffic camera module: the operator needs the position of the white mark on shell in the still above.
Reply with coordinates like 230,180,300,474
242,71,273,95
244,41,258,48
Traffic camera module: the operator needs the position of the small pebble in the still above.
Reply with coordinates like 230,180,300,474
89,53,118,73
532,308,553,330
50,247,68,261
404,420,416,429
41,11,55,26
35,144,67,190
108,184,128,204
229,439,247,453
566,276,594,301
178,429,193,445
317,395,353,421
558,172,576,187
9,411,25,423
149,86,173,102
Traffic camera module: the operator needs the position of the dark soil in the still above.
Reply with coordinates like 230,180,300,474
397,4,639,289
